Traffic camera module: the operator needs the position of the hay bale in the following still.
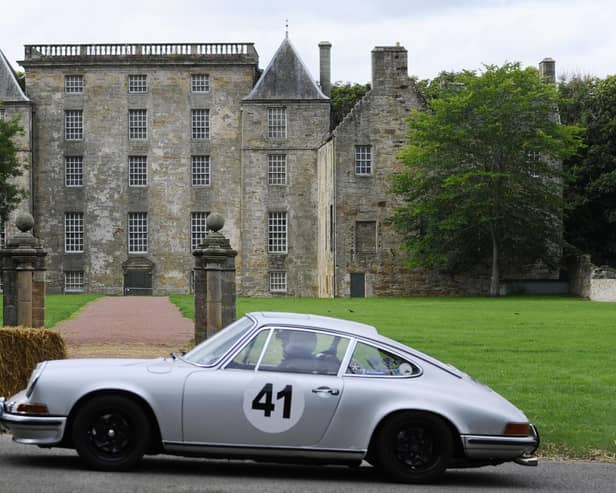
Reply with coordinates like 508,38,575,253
0,327,66,398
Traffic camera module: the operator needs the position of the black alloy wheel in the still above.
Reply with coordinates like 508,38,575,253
373,411,454,483
72,394,150,471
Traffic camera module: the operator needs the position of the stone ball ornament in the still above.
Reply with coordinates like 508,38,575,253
207,213,225,232
15,212,35,233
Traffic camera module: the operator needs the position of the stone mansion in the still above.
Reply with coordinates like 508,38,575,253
0,38,558,297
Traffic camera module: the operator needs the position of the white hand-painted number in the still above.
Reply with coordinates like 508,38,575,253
251,383,293,419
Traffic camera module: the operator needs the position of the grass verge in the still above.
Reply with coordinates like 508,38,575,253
170,294,616,461
0,294,102,328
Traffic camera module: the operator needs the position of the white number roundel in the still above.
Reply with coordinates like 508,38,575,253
242,377,305,433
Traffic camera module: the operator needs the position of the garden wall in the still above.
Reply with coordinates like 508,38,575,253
567,255,616,301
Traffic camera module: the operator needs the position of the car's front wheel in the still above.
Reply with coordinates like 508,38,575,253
72,394,150,471
372,411,454,484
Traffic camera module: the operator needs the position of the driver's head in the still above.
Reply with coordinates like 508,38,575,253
280,330,317,359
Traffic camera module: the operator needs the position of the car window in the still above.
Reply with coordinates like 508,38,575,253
226,330,270,370
346,341,420,377
183,316,254,366
257,328,349,376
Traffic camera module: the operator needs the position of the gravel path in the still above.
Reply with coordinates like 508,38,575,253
55,296,193,347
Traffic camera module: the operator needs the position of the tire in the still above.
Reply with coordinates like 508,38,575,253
71,394,150,471
372,411,454,484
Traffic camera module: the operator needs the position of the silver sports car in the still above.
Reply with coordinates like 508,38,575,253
0,312,539,483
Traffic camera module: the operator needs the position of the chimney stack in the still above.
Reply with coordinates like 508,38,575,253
319,41,332,97
371,45,408,91
539,57,556,83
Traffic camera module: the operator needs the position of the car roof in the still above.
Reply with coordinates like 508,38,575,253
247,312,379,338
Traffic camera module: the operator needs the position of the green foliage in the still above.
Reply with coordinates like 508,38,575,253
330,81,370,129
559,75,616,265
169,294,616,458
391,63,584,294
0,108,26,223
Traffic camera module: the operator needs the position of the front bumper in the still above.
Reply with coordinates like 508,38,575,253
461,423,540,465
0,396,66,445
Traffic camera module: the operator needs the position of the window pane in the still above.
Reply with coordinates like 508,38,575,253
257,329,349,375
65,75,84,93
227,330,270,370
129,109,147,140
129,74,147,93
191,211,208,251
191,74,210,92
192,109,209,139
269,271,287,292
268,212,287,253
191,155,211,186
129,156,147,186
355,145,372,175
268,107,286,138
65,110,83,140
64,271,84,292
268,154,287,185
65,212,84,252
65,156,83,187
346,342,419,376
128,212,148,253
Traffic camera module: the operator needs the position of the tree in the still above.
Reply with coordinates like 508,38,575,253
330,81,370,129
391,63,583,296
0,108,26,223
559,75,616,265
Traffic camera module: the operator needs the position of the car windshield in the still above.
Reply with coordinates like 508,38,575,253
183,316,255,366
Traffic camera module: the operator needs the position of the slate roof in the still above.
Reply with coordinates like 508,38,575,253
244,37,328,101
0,50,29,103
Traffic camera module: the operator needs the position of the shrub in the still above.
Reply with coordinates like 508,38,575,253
0,327,66,398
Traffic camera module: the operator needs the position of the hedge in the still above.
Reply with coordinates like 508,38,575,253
0,327,66,398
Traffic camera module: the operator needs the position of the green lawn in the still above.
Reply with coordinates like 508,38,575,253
0,294,101,328
170,294,616,459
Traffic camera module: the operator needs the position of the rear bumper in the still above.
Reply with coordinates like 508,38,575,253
462,423,539,465
0,397,66,445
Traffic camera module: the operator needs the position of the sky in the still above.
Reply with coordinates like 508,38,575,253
1,0,615,83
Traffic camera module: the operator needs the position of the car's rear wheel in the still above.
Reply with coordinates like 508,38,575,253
372,411,453,484
72,394,150,471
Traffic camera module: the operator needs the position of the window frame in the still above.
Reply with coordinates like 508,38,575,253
64,212,84,253
191,211,209,251
128,156,148,187
128,109,147,140
65,156,83,187
354,144,373,176
268,154,287,186
344,339,422,379
269,271,288,293
192,109,210,140
64,271,85,293
64,110,83,141
64,75,84,94
128,212,148,254
191,155,211,186
267,107,287,139
268,211,288,254
128,74,147,93
191,74,210,93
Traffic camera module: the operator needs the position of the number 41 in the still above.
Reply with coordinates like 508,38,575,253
251,383,292,419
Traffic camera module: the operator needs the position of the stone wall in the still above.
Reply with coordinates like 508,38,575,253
316,140,334,297
240,100,330,296
23,54,256,294
567,255,616,301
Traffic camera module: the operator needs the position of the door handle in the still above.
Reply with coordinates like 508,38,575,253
312,386,340,396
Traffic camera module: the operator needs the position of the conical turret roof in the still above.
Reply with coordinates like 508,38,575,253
244,37,328,101
0,50,29,103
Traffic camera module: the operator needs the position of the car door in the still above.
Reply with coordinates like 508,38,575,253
182,327,350,447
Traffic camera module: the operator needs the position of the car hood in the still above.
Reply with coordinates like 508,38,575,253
43,357,160,370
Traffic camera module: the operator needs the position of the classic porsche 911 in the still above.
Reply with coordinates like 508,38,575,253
0,312,539,483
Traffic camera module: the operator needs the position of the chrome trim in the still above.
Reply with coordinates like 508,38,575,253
163,440,366,461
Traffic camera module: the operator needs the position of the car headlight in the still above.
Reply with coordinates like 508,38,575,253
25,362,47,398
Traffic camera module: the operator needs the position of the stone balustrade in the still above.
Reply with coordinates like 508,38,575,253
24,43,258,60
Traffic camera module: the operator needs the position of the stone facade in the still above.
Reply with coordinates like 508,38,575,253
1,40,561,298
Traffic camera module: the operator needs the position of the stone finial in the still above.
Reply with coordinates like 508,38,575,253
207,213,225,232
15,212,35,233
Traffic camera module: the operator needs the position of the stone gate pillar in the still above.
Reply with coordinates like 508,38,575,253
1,212,47,328
193,214,237,344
